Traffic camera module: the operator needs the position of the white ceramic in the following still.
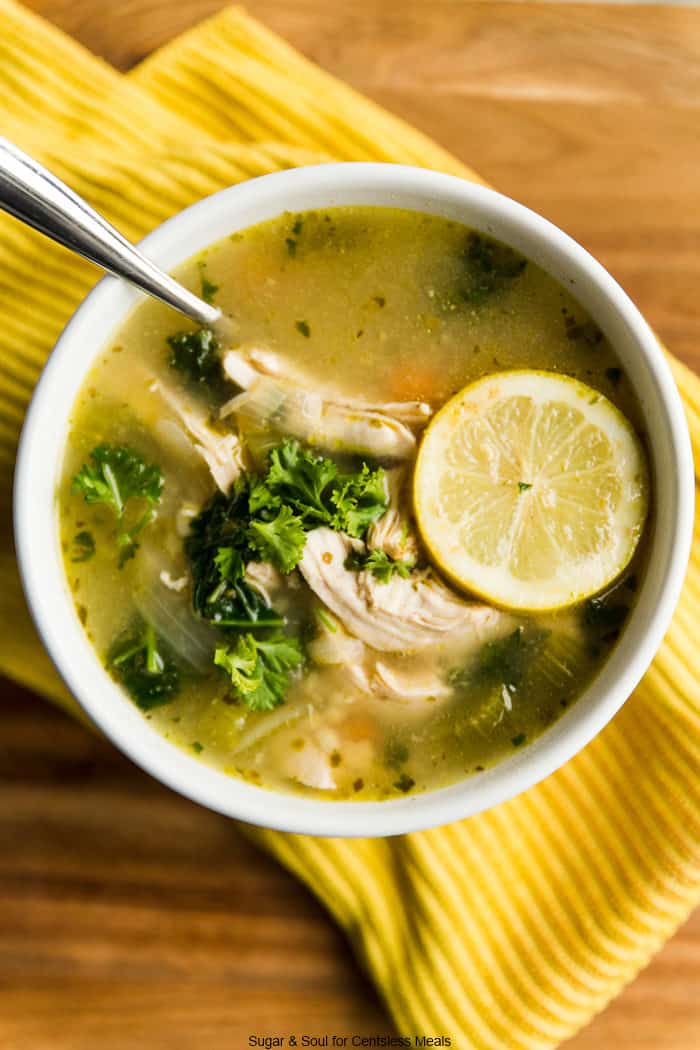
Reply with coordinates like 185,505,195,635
14,163,695,837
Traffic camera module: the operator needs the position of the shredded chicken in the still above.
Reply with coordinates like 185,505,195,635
280,741,337,791
299,528,506,652
151,378,245,492
367,467,420,562
223,346,432,424
220,346,430,460
372,658,452,702
243,561,285,606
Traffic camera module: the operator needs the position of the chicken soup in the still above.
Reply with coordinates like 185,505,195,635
58,206,649,799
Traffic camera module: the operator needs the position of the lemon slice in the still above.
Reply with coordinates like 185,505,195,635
414,370,648,611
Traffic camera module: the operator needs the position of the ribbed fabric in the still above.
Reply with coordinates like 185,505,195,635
0,3,698,1046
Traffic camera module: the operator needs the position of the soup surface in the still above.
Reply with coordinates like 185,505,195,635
58,206,648,800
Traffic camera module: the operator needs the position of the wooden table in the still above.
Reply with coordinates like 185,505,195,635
2,3,699,1047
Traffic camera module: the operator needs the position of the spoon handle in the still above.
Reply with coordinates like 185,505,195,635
0,137,220,327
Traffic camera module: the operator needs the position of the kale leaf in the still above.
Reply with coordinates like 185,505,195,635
345,547,414,582
214,631,304,711
454,625,549,696
167,328,223,387
72,444,163,566
108,620,180,709
185,480,284,628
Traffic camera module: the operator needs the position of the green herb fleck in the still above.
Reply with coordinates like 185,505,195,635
198,263,219,304
518,482,532,493
563,314,603,347
511,733,526,748
191,741,204,754
295,320,311,338
393,772,416,794
71,530,96,562
385,740,410,769
285,237,297,257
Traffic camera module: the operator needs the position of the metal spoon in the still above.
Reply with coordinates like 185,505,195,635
0,136,221,328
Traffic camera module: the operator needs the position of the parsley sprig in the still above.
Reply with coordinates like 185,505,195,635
72,444,163,566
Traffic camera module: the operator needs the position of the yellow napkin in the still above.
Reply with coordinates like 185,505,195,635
1,3,699,1045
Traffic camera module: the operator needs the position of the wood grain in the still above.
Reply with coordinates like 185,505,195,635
5,2,700,1048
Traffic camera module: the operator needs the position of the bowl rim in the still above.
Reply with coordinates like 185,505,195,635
13,162,695,837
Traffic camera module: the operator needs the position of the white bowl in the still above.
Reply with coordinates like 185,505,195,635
14,163,695,837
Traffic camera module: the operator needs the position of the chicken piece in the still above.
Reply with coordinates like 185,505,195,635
152,378,244,492
243,561,285,607
223,345,432,426
299,528,506,652
307,615,366,668
367,467,420,562
372,658,452,702
281,741,337,791
222,376,416,461
220,347,427,460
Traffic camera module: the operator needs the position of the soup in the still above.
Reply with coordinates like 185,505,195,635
58,207,649,800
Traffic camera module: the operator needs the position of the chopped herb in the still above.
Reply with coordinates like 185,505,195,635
563,314,603,347
108,620,180,709
330,750,342,768
214,631,304,711
393,772,416,794
285,237,297,257
372,295,386,308
186,442,387,628
185,480,284,628
72,445,163,566
246,504,306,574
295,320,311,338
518,482,532,493
329,462,389,539
191,741,204,753
353,778,364,792
385,740,409,769
167,328,222,388
511,733,526,748
71,529,96,562
605,366,623,385
291,218,303,236
198,263,219,304
261,439,387,539
345,548,414,582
